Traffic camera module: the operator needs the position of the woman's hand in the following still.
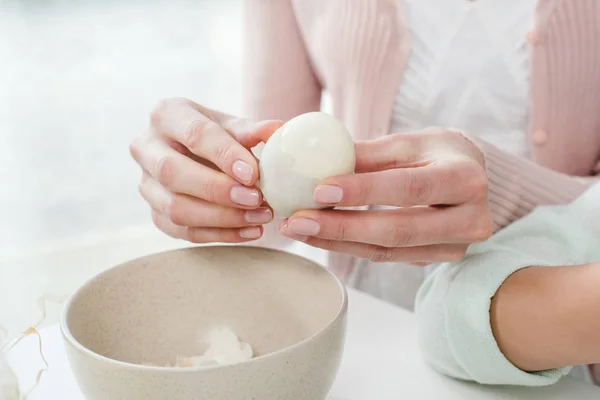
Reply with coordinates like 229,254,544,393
130,97,283,243
279,128,494,263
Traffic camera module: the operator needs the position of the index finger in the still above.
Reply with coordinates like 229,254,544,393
150,98,259,186
353,133,427,173
314,158,487,207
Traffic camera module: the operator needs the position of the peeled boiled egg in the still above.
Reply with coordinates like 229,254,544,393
258,112,355,217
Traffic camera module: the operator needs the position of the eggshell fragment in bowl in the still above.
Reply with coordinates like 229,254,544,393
258,112,355,217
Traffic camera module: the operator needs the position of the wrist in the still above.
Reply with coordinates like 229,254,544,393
491,263,600,371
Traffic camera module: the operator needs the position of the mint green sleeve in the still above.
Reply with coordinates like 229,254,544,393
415,184,600,386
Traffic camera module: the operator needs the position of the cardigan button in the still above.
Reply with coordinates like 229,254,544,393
526,29,540,45
532,129,548,146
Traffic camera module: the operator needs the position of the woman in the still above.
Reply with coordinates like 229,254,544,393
130,0,598,306
130,0,600,384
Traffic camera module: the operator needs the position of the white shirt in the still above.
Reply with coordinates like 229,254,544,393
353,0,536,310
392,0,536,158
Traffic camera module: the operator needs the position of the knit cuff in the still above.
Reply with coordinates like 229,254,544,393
469,137,589,230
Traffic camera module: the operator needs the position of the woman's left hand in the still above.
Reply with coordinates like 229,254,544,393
279,128,494,263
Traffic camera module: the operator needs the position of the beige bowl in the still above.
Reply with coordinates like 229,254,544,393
60,246,347,400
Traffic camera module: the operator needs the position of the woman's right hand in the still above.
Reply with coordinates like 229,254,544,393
129,98,284,243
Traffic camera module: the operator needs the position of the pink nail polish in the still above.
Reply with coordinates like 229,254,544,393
287,218,320,236
230,186,260,207
313,185,343,204
240,226,262,239
284,233,309,242
279,218,289,230
244,208,273,224
232,160,253,184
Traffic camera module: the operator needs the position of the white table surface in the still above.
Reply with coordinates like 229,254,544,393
2,231,600,399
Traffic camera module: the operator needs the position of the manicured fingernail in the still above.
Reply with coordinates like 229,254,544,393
313,185,343,204
279,219,309,241
232,160,253,184
244,207,273,224
287,218,320,236
239,226,262,239
230,186,260,207
279,218,289,230
283,233,309,242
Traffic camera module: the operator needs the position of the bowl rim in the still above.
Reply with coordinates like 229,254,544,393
60,245,348,372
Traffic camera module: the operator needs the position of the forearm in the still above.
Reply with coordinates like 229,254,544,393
243,0,322,121
416,184,600,386
492,263,600,371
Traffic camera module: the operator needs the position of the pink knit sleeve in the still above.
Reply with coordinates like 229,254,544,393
242,0,322,121
473,138,594,230
242,0,322,250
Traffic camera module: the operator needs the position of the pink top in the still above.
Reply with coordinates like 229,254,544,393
242,0,600,381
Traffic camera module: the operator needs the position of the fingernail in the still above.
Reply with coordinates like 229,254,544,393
230,186,260,207
313,185,343,204
279,222,308,242
286,218,320,236
279,218,289,231
244,207,273,224
239,226,262,239
232,160,253,184
282,233,309,242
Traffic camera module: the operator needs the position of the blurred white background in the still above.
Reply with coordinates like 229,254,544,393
0,0,246,259
0,1,327,333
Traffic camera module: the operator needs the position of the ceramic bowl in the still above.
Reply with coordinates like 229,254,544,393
60,246,347,400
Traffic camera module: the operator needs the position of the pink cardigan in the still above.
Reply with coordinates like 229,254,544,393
242,0,600,380
244,0,599,269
